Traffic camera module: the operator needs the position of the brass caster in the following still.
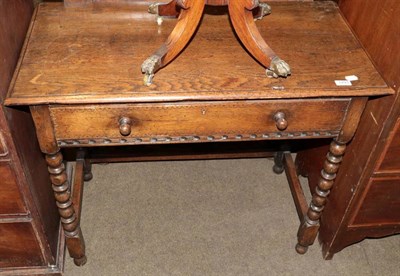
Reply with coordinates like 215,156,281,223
148,4,164,25
143,74,155,87
254,2,272,21
141,55,162,86
148,3,160,15
266,56,291,78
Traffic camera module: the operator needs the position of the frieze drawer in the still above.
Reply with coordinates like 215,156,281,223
49,99,350,146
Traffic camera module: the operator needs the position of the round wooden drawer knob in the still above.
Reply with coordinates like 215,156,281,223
119,117,132,136
274,112,288,131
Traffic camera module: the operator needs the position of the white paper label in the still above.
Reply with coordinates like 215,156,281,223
345,75,359,82
335,80,353,86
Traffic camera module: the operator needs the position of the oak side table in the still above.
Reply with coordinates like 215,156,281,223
6,1,393,265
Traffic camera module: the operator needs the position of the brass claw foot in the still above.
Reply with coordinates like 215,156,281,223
141,55,162,86
254,2,272,20
266,56,291,78
148,1,180,18
148,3,164,25
148,3,160,14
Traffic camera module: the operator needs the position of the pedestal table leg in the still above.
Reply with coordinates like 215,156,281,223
141,0,205,85
228,0,291,78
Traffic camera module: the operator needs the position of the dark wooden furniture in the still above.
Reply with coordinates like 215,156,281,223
0,0,64,275
296,0,400,259
5,1,392,265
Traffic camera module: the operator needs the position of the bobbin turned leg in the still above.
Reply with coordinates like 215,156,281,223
294,98,367,254
228,0,291,78
46,152,86,266
142,0,205,86
30,106,86,266
295,140,345,253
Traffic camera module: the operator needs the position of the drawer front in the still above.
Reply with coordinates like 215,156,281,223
50,99,350,146
0,162,27,215
0,223,45,268
376,118,400,173
350,177,400,227
0,131,8,157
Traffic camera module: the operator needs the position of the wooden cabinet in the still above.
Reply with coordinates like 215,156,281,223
376,120,400,173
296,0,400,259
0,223,45,268
0,162,27,215
349,177,400,226
0,0,64,274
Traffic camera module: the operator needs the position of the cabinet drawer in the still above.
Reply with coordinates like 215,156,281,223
0,222,44,268
0,131,8,157
0,162,27,215
50,99,349,145
376,118,400,173
350,177,400,226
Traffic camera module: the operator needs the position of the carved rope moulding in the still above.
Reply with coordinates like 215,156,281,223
57,131,340,147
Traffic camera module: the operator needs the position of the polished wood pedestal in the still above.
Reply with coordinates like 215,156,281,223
141,0,290,85
6,1,392,265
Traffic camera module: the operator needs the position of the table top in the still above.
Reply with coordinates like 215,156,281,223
6,1,392,106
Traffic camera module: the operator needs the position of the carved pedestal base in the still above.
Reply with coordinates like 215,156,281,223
142,0,291,85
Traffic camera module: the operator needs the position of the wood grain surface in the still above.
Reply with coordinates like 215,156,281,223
376,119,400,173
0,223,45,268
0,162,27,215
6,1,391,106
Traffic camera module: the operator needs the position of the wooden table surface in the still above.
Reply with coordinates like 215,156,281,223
4,1,395,265
6,1,392,106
